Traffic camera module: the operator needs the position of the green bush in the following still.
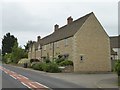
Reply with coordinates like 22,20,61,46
59,60,73,66
55,58,64,64
114,60,120,76
32,62,61,73
44,58,51,63
47,63,61,73
32,63,43,71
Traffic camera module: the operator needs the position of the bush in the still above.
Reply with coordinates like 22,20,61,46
47,63,61,73
55,58,64,64
32,62,61,73
44,58,51,63
114,60,120,76
30,59,39,63
32,63,44,71
59,60,73,66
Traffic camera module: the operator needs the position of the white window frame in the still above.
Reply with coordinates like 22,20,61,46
56,42,59,48
38,44,41,51
32,45,35,51
50,43,52,50
65,39,68,46
44,45,46,51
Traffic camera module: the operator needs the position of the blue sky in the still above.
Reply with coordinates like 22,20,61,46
1,0,119,48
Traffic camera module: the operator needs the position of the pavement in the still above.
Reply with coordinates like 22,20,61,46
3,64,120,89
46,72,119,89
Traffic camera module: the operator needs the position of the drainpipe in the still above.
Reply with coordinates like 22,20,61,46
35,49,36,59
53,42,54,61
41,46,42,61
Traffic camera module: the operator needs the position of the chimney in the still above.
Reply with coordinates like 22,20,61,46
54,24,59,31
37,36,41,42
67,16,73,24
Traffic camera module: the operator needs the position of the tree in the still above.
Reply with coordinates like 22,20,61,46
11,42,28,63
114,60,120,85
24,40,33,52
2,33,17,55
114,60,120,75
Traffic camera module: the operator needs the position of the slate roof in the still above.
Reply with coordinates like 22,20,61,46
40,12,93,45
110,35,120,48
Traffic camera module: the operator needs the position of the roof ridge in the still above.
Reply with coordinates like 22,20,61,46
41,12,93,40
39,12,94,45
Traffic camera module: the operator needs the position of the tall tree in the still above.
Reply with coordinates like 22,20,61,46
2,33,17,55
24,40,33,52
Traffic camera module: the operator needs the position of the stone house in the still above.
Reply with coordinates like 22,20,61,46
28,12,111,72
110,35,120,60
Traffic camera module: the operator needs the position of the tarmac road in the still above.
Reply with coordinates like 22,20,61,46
1,64,85,90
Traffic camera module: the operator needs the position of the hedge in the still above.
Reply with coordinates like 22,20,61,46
32,62,61,73
59,60,73,66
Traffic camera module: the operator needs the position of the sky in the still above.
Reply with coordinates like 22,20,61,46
1,0,119,48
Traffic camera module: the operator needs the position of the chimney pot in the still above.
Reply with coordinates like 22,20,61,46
37,36,41,42
67,16,73,24
54,24,59,31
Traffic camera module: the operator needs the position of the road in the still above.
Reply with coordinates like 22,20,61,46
1,64,86,90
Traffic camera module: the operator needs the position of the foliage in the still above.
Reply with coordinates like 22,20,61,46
32,62,61,73
24,40,33,52
55,58,65,64
2,33,17,56
114,60,120,76
32,63,43,71
3,53,12,64
10,42,27,63
44,58,51,63
59,60,73,66
30,59,39,63
46,63,61,73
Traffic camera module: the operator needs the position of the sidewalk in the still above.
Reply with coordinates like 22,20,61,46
46,72,119,88
96,77,119,88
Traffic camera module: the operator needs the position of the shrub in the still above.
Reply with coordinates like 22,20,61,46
44,58,51,63
32,62,61,73
59,60,73,66
32,63,43,71
47,63,61,73
114,60,120,76
55,58,64,64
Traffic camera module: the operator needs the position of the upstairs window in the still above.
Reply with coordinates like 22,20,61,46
29,47,31,52
32,45,35,51
44,45,46,51
56,42,59,48
65,39,68,46
50,43,52,50
38,44,41,51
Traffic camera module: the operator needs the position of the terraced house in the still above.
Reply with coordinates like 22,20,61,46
28,12,111,72
110,35,120,60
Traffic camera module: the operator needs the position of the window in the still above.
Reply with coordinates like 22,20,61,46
65,39,68,46
80,54,84,62
29,47,31,52
32,45,35,51
38,44,41,51
80,56,83,61
56,42,59,48
50,43,52,50
44,45,46,51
